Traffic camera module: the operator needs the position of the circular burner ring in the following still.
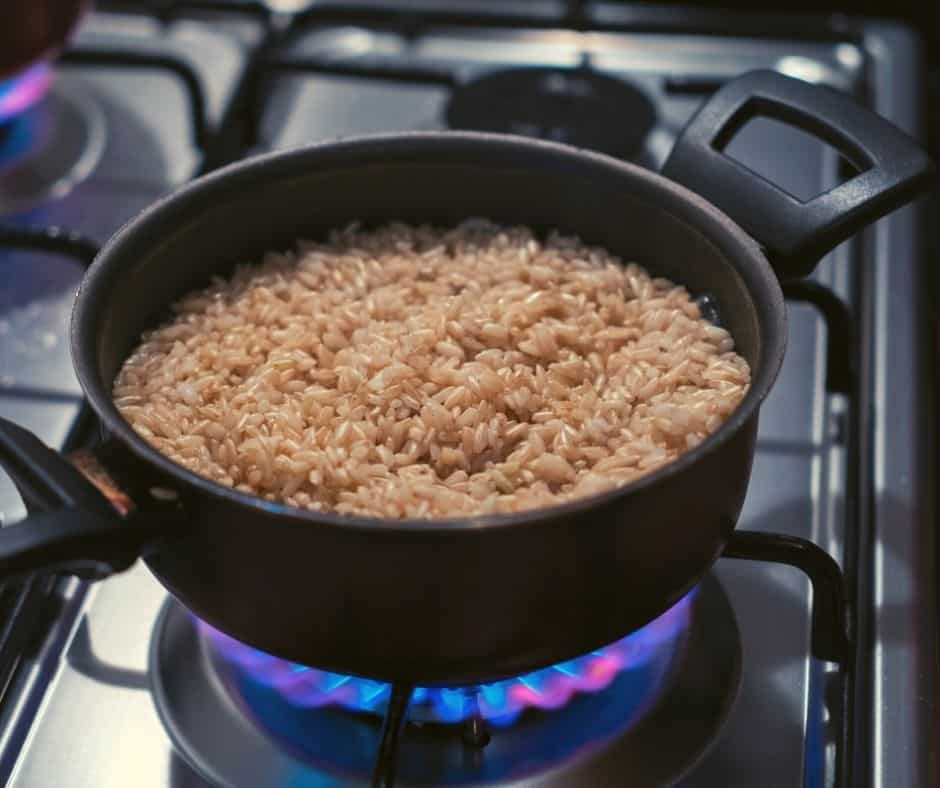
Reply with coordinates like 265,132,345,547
150,575,740,787
445,67,659,163
0,78,106,216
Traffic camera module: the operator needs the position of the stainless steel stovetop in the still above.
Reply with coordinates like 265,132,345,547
0,3,935,787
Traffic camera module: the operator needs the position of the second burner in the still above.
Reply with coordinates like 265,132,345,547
445,67,658,162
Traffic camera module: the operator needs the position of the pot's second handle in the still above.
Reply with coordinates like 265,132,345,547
0,417,161,581
661,69,934,279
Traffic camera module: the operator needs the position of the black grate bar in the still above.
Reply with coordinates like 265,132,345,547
293,2,567,33
567,0,589,31
721,526,851,785
279,1,863,43
156,0,272,22
371,682,414,788
198,31,287,171
0,226,99,269
0,576,59,713
60,49,210,152
590,3,862,42
664,76,726,96
291,5,572,40
0,399,99,721
96,0,272,22
783,280,855,394
722,529,849,663
263,54,459,88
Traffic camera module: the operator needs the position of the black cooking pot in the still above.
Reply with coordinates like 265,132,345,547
0,70,932,687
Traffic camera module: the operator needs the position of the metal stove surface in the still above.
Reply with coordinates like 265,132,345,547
0,6,933,788
0,9,251,522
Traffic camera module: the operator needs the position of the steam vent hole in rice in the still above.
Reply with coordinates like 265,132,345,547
113,220,751,519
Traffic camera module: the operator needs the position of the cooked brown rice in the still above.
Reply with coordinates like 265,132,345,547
113,220,750,518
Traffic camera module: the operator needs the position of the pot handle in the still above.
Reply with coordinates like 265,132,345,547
0,417,162,581
661,69,935,279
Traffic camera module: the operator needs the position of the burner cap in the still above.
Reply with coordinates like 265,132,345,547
445,67,657,160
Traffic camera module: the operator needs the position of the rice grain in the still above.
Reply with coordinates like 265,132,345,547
113,220,751,519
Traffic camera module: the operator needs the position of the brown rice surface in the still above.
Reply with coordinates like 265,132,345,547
112,220,751,518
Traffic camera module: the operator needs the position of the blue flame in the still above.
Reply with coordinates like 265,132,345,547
200,590,694,728
0,62,52,125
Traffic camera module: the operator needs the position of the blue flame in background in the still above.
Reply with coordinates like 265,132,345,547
200,590,694,728
0,62,52,125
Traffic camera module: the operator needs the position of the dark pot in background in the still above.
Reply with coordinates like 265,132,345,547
0,0,89,80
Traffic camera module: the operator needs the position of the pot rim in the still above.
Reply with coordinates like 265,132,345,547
72,131,786,533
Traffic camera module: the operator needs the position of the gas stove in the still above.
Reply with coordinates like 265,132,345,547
0,3,935,787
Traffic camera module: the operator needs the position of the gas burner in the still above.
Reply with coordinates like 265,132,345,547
0,78,105,216
200,594,693,727
445,67,659,163
151,577,740,787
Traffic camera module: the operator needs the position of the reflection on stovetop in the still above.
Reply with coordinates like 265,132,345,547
0,4,934,788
